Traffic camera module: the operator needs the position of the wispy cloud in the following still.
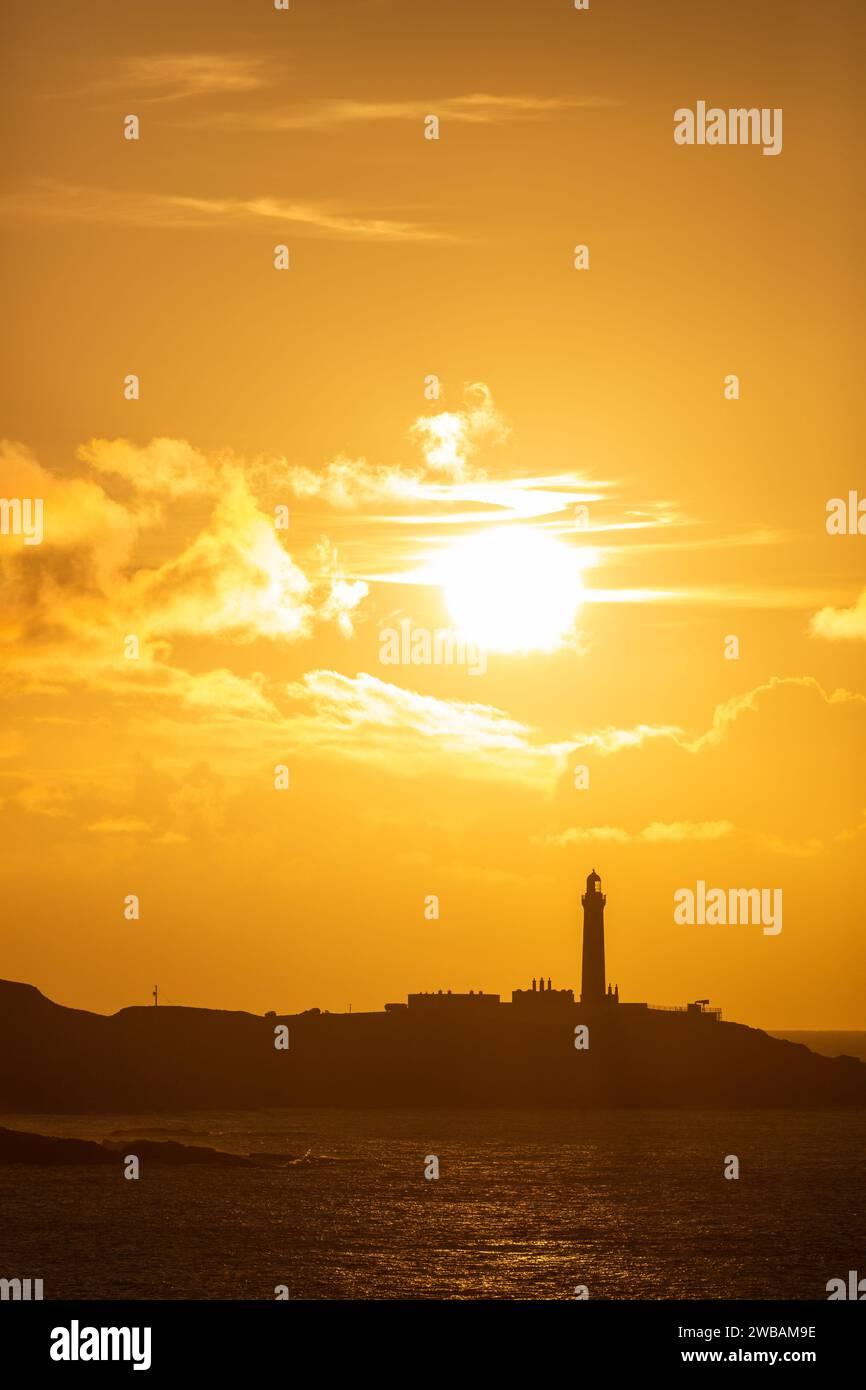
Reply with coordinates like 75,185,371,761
281,670,570,780
0,181,446,242
546,821,735,846
569,723,684,755
179,92,616,132
77,53,269,104
582,584,857,610
87,817,153,835
275,384,511,508
65,53,609,125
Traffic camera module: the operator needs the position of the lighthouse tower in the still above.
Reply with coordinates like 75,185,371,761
580,869,607,1006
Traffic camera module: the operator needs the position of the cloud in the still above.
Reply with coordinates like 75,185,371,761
111,53,268,102
1,182,445,243
682,676,864,753
286,669,529,744
315,539,369,637
68,59,609,124
78,437,218,498
2,757,237,855
0,442,371,708
273,384,510,513
275,455,430,510
809,589,866,641
128,472,314,643
409,382,508,480
188,92,616,132
282,670,568,780
570,723,684,755
85,53,269,103
0,440,146,662
121,475,367,646
87,817,152,835
261,384,509,517
548,825,630,844
640,820,735,842
0,439,142,567
151,666,277,718
547,821,735,846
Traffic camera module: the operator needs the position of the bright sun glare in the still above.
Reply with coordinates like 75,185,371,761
440,528,585,653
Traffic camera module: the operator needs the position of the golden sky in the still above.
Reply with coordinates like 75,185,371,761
1,0,864,1028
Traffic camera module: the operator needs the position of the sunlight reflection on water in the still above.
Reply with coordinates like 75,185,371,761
1,1108,862,1299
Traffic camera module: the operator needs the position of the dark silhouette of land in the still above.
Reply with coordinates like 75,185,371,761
3,872,863,1114
0,1123,329,1166
0,1125,255,1166
1,976,864,1113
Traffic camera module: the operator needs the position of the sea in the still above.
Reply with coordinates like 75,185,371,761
3,1040,865,1302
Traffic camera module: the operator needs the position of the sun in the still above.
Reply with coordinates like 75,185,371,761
439,528,585,653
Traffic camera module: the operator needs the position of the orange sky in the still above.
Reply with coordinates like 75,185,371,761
1,0,864,1028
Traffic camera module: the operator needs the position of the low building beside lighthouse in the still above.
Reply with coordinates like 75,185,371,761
512,977,574,1007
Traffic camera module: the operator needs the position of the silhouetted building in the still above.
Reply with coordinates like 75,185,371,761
512,978,574,1007
580,869,611,1006
407,990,500,1009
687,999,720,1019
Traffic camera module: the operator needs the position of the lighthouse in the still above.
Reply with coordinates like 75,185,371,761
580,869,607,1006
